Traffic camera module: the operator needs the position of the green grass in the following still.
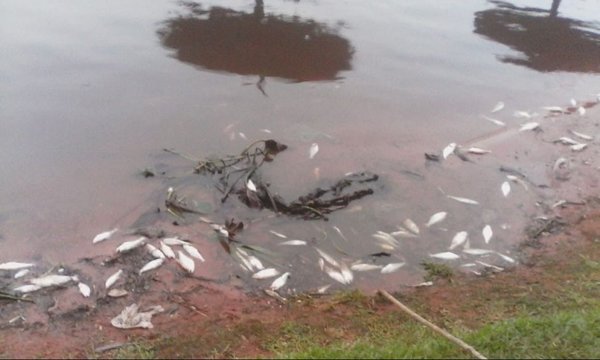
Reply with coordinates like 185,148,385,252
270,308,600,359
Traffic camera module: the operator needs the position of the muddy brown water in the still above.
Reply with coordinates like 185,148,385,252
1,0,600,300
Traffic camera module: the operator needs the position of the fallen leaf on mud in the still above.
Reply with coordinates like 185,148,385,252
111,304,164,329
252,268,280,279
177,251,195,273
116,237,146,253
279,240,307,246
380,262,405,274
105,269,123,289
403,219,420,235
501,181,511,197
519,122,539,132
447,195,479,205
483,225,493,244
309,143,319,159
270,272,290,290
442,142,457,159
0,262,34,271
425,211,447,227
75,283,91,298
449,231,468,250
139,258,164,275
429,252,460,260
93,228,118,244
491,101,504,113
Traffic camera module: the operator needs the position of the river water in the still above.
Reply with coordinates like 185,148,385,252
1,0,599,291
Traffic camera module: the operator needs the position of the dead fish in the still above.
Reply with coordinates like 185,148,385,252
93,228,118,244
315,248,341,268
105,269,123,289
404,219,420,235
442,142,457,159
13,284,42,293
460,263,478,267
483,225,493,244
570,98,577,107
491,101,505,113
252,268,280,279
183,244,205,262
246,179,257,192
116,237,146,253
223,123,235,133
425,212,447,227
270,272,290,290
332,226,348,241
514,111,532,118
578,106,586,116
0,262,35,271
146,244,165,259
139,258,164,275
414,281,433,287
476,260,503,272
380,262,405,274
30,274,74,288
542,106,564,113
78,282,91,298
107,289,129,298
481,115,506,126
177,251,195,273
501,181,511,197
496,252,515,263
429,252,460,260
463,248,494,255
325,267,348,285
569,130,593,141
571,143,587,152
269,230,288,239
390,227,417,238
519,122,539,132
506,175,528,191
447,195,479,205
14,269,30,279
279,240,307,246
467,147,491,154
317,284,331,294
555,137,579,145
160,241,176,259
373,231,400,246
238,132,247,140
260,128,272,134
339,263,354,284
162,237,189,246
309,143,319,159
449,231,468,250
350,263,382,272
247,256,264,271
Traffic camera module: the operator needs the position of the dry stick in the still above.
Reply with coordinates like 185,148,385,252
378,289,487,360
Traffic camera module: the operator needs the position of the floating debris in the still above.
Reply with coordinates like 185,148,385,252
447,195,479,205
350,263,382,272
252,268,280,279
0,262,34,271
105,269,123,289
279,240,307,246
270,272,290,290
183,244,205,262
429,252,460,260
425,211,447,227
116,237,146,253
380,262,405,274
442,142,457,159
176,251,195,273
449,231,468,250
403,219,420,235
139,258,164,275
30,274,74,288
93,228,118,244
309,143,319,159
78,282,91,298
501,181,511,197
519,122,539,131
482,225,493,244
491,101,504,113
111,304,164,329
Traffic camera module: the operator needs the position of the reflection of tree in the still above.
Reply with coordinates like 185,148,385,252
157,1,354,83
474,0,600,73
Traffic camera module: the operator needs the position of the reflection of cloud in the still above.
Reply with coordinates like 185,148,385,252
474,1,600,73
157,2,354,82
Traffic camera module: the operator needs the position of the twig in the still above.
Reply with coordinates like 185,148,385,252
378,289,487,360
0,291,34,303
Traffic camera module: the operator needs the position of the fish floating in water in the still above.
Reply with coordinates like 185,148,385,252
501,181,511,197
491,101,505,113
116,237,146,253
381,262,405,274
139,258,164,275
93,228,118,244
481,115,506,126
449,231,468,250
309,143,319,159
425,211,447,227
279,240,307,246
30,274,75,288
569,130,593,141
482,225,493,244
14,269,30,279
13,284,42,293
447,195,479,205
183,244,205,262
519,122,539,132
429,252,460,260
442,142,457,159
270,272,290,290
246,179,257,192
252,268,280,279
162,237,189,246
105,269,123,289
403,219,420,235
0,262,35,271
467,147,491,155
350,263,382,272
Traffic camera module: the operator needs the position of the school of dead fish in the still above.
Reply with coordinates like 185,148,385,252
1,95,598,327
